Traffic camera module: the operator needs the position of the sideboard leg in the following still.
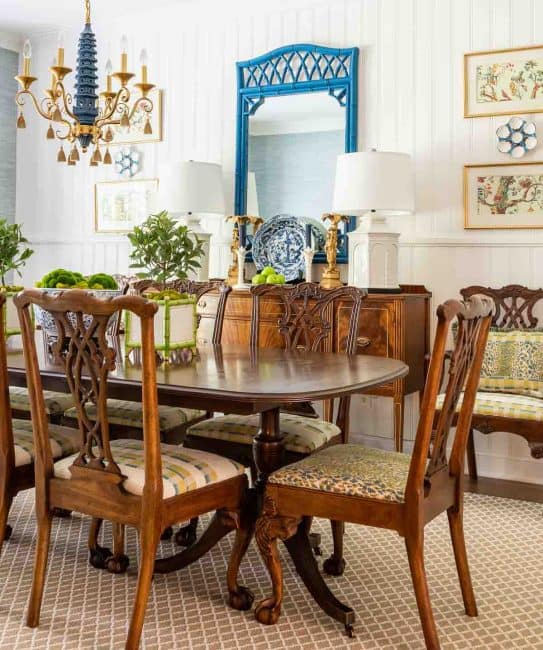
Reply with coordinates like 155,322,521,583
393,393,405,452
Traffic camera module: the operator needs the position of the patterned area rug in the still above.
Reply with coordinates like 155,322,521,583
0,491,542,649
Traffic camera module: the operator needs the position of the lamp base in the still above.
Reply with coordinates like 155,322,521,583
348,213,400,290
178,213,211,282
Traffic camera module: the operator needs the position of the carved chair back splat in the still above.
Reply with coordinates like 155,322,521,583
13,288,252,650
254,296,493,650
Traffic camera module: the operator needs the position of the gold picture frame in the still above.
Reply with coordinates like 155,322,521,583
464,44,543,118
94,178,158,233
108,89,163,145
464,161,543,230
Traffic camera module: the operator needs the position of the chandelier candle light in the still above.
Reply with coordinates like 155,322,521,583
15,0,155,167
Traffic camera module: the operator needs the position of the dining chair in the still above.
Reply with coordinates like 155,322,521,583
185,282,366,573
0,294,80,550
14,288,253,650
61,279,231,444
253,296,493,650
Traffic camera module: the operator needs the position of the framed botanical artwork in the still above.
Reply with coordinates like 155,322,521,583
109,89,163,145
464,45,543,118
95,179,158,233
464,161,543,229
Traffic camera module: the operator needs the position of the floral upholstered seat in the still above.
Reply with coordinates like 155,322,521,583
435,391,543,421
186,413,342,455
13,419,80,467
54,439,246,498
63,399,206,433
268,443,412,503
9,386,74,417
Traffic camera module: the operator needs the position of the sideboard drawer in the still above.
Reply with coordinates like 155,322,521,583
336,302,395,358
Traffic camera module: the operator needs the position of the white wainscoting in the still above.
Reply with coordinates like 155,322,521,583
16,0,543,484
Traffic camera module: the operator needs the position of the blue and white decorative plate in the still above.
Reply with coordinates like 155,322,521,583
252,215,305,281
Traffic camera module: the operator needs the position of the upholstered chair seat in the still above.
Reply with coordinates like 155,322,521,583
9,386,74,419
268,443,412,503
187,413,341,455
12,419,80,467
55,439,245,498
436,391,543,422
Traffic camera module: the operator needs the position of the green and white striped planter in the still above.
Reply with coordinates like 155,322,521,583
125,295,198,360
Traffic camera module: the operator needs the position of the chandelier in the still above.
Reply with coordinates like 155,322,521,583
14,0,155,167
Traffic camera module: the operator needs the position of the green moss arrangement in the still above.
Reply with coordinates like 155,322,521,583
0,219,33,289
37,269,118,290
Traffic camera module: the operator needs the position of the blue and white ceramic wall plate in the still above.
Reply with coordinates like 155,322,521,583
496,117,537,158
114,147,141,177
252,214,306,281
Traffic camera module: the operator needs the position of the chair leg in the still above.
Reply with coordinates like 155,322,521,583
106,522,130,574
88,518,113,570
226,510,255,611
126,526,161,650
447,506,478,617
405,531,441,650
323,520,346,576
26,509,53,628
466,428,478,481
174,517,198,547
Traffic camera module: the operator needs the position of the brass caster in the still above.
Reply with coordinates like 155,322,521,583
323,555,346,576
344,623,355,638
106,554,130,574
174,522,197,547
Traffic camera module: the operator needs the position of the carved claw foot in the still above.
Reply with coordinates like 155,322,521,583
4,524,12,541
52,508,72,518
323,555,346,576
228,585,254,611
89,545,113,570
106,554,130,574
175,521,198,547
161,527,173,541
255,598,281,625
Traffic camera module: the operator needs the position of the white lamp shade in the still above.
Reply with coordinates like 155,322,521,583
159,160,225,215
332,151,415,216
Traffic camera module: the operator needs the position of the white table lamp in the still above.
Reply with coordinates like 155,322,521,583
159,161,225,281
332,151,414,290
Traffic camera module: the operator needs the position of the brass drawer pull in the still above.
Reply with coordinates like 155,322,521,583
357,336,372,349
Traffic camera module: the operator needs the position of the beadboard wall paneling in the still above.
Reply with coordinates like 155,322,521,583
15,0,543,484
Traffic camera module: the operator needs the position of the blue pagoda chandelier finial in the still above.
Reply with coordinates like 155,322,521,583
14,0,156,167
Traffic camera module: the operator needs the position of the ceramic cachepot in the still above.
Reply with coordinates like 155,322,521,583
125,293,198,362
0,288,27,338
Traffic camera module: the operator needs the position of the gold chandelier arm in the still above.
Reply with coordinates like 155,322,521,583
128,96,153,121
40,97,55,117
95,87,130,127
54,122,75,141
55,83,77,121
16,89,56,121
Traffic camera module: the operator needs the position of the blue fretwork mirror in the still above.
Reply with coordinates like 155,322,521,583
235,43,359,264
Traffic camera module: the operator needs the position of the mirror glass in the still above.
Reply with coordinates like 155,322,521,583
247,92,345,252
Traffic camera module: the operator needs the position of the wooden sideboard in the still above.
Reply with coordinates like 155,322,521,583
197,284,431,452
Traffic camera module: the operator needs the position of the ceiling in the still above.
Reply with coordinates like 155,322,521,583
0,0,193,36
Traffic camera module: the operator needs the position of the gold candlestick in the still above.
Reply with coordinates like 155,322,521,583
226,216,251,286
320,213,349,289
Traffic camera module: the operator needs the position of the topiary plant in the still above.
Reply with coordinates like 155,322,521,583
127,210,205,289
0,219,33,289
36,269,118,290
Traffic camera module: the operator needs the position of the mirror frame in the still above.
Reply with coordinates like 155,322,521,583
235,43,359,264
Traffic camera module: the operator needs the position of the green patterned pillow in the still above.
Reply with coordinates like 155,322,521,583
478,329,543,398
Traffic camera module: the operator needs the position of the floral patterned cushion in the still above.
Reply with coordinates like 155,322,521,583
63,400,206,432
54,439,245,498
478,329,543,398
268,444,412,503
187,413,341,454
436,390,543,421
9,386,74,416
13,419,80,467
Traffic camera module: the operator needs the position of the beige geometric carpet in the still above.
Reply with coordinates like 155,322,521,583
0,491,542,649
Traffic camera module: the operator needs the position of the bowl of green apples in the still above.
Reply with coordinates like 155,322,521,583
252,266,286,286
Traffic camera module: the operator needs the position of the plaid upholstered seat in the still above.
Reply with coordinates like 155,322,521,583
436,391,543,422
9,386,74,417
187,413,341,454
54,439,246,498
63,399,206,433
13,419,80,467
268,444,412,503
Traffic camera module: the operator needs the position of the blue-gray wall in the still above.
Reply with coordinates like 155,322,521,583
0,47,18,224
248,130,344,220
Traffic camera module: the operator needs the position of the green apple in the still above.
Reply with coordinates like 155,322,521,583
261,265,276,277
275,274,286,284
251,273,266,285
266,274,280,284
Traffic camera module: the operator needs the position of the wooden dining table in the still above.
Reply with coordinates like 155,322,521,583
6,337,408,592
